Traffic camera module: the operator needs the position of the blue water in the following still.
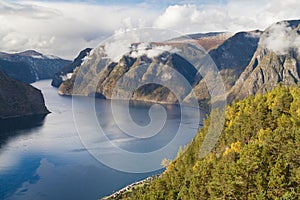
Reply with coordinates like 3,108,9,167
0,80,203,200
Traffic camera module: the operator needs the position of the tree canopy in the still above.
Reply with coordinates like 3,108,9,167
110,84,300,200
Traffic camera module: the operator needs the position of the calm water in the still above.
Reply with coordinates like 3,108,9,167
0,80,203,200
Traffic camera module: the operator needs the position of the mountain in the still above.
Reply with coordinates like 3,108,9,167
57,19,300,109
0,59,36,83
110,84,300,199
58,45,200,104
0,71,49,119
183,30,262,105
228,20,300,102
51,48,92,87
57,29,259,105
57,30,257,106
209,30,261,90
170,32,233,51
0,50,71,83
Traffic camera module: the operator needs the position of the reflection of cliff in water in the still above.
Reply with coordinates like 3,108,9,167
0,114,47,146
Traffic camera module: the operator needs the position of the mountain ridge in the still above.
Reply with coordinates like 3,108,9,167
227,19,300,102
0,50,71,83
57,19,300,109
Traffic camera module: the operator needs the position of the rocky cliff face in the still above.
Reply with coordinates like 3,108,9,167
0,50,71,83
209,30,261,90
51,48,92,87
0,71,49,119
179,30,261,106
58,45,200,104
228,20,300,102
57,31,257,106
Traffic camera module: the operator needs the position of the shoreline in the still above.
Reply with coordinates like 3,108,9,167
101,174,161,200
0,112,50,120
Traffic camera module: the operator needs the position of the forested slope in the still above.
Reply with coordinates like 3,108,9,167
121,84,300,199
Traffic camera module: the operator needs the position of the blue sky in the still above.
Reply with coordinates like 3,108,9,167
1,0,300,58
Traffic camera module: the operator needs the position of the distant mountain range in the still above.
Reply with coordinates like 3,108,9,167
56,19,300,107
0,50,71,83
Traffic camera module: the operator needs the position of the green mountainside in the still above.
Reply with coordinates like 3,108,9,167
111,84,300,200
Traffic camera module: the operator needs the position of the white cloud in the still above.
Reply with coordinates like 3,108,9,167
104,39,132,62
153,0,300,34
130,43,176,58
0,0,300,59
0,1,159,59
104,28,180,62
259,21,300,55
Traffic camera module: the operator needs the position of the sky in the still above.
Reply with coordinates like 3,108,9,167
0,0,300,59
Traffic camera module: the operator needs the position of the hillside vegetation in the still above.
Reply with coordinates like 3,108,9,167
118,84,300,199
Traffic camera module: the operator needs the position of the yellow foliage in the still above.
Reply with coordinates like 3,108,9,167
161,158,172,168
223,141,241,156
230,141,241,153
192,161,200,172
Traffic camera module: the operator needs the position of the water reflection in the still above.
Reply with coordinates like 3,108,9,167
0,114,47,147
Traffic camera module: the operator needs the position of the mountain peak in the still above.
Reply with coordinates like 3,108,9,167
17,50,43,57
277,19,300,29
259,19,300,56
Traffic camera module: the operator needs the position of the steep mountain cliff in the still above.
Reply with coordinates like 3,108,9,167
58,45,200,104
0,71,49,119
51,48,92,87
228,20,300,102
0,50,71,83
57,19,300,107
185,30,261,104
57,30,259,106
209,30,261,90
